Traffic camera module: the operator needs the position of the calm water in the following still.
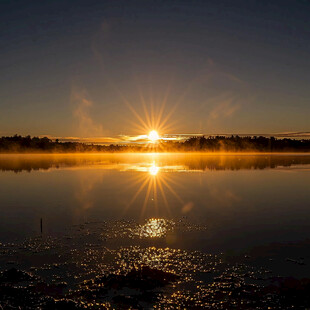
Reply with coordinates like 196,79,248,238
1,153,310,308
1,153,310,254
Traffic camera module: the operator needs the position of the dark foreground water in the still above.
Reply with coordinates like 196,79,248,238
0,153,310,309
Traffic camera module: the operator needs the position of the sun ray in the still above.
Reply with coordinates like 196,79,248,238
160,174,185,189
158,119,179,135
128,121,147,135
153,176,158,215
120,157,188,219
157,178,172,216
142,99,152,129
155,101,166,131
157,102,179,132
140,177,153,220
135,82,152,130
160,177,184,204
150,101,155,129
125,176,149,209
125,101,149,131
127,173,149,188
155,85,171,130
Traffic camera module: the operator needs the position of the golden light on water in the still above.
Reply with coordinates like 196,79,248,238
149,161,160,175
135,218,174,238
124,157,184,219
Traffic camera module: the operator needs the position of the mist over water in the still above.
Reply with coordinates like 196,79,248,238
1,153,310,173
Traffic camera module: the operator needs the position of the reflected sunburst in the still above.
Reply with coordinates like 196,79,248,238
149,161,159,176
124,158,184,219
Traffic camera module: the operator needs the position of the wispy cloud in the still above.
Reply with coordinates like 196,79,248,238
209,97,241,120
71,86,104,138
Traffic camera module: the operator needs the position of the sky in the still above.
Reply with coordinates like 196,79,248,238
1,0,310,142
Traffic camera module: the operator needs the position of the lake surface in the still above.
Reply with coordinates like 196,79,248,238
1,153,310,308
1,153,310,251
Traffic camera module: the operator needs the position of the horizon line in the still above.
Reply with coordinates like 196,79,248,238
2,131,310,145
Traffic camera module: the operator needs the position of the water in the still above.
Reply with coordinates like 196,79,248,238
1,153,310,308
1,153,309,248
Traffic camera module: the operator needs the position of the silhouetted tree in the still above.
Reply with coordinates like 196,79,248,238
0,135,310,153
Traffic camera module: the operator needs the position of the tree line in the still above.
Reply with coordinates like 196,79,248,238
0,135,138,152
0,134,310,153
166,135,310,152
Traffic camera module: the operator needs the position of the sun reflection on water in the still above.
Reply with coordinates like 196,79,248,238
125,159,184,219
135,218,175,238
149,161,160,176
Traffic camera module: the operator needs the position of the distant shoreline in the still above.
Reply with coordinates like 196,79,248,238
1,135,310,153
1,151,310,155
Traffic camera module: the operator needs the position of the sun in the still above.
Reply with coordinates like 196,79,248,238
148,130,159,142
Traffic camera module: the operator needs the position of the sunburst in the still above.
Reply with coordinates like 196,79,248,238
123,158,184,219
116,84,183,149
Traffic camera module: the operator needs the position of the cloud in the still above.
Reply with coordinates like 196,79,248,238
91,21,110,69
71,87,104,138
209,96,241,120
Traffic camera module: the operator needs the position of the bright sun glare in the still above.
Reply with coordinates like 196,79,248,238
148,130,159,142
149,162,159,176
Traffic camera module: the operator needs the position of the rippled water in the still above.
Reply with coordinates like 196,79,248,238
1,153,310,308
